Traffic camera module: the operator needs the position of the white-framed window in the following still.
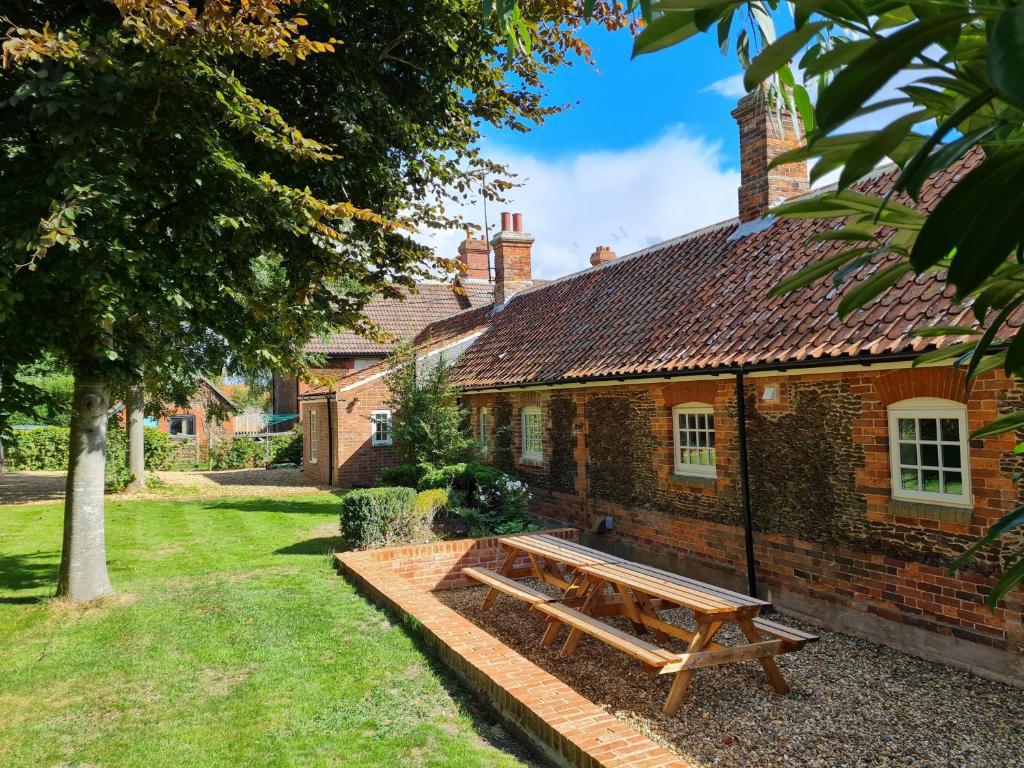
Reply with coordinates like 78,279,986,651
521,405,543,461
672,403,716,477
371,409,393,446
888,398,971,507
478,407,490,454
308,409,318,464
168,414,196,439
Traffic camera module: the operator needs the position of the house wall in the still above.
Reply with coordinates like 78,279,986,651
302,398,334,485
465,366,1024,685
335,376,401,488
157,403,233,460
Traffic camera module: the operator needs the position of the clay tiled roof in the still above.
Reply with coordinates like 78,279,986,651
450,152,987,390
305,281,495,357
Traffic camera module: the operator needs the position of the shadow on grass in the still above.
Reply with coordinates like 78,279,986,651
275,536,345,556
202,495,344,517
0,551,58,601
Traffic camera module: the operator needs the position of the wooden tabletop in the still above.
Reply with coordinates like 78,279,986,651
497,533,620,569
579,560,768,616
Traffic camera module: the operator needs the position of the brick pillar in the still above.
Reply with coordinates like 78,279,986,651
457,236,490,281
491,211,534,306
731,91,809,222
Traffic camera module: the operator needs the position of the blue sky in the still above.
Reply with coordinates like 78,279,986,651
420,26,752,279
488,26,746,161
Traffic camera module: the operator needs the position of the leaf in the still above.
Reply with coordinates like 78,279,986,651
815,14,966,132
989,7,1024,109
908,326,980,338
971,410,1024,440
988,555,1024,612
963,296,1022,385
837,261,912,317
768,248,872,297
838,111,929,189
950,505,1024,573
1005,329,1024,378
743,22,827,92
632,12,699,57
911,149,1024,282
911,341,978,367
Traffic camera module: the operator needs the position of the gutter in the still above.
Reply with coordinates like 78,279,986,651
734,367,758,599
326,392,336,486
459,350,928,393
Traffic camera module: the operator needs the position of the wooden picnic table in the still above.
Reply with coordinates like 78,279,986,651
463,532,818,715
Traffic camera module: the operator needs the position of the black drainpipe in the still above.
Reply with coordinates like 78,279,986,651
734,367,758,598
326,393,336,487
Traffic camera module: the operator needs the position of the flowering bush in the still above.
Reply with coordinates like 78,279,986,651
417,462,536,537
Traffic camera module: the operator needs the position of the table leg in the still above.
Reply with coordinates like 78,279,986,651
663,617,723,715
613,582,645,635
632,591,669,643
559,578,607,658
737,617,790,694
482,549,518,610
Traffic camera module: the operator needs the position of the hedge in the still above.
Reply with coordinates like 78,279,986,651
3,425,173,475
339,487,422,550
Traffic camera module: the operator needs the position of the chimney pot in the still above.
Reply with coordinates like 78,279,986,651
512,213,523,232
731,90,809,222
590,245,616,267
500,212,512,232
490,214,534,305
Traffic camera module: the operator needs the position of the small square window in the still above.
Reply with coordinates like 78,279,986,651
888,399,971,507
521,406,543,461
672,404,716,478
169,415,195,439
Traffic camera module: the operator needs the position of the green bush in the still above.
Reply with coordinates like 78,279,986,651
339,487,421,550
3,426,70,470
268,427,302,465
375,463,424,488
105,427,176,490
413,487,450,518
416,462,535,538
208,438,262,470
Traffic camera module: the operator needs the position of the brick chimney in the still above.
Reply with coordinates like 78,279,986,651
457,235,490,281
590,245,616,267
491,211,533,305
731,90,809,222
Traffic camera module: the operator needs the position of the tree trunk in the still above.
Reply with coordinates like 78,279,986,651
125,383,145,493
58,378,114,602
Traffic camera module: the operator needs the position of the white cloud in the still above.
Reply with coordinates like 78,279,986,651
416,126,739,280
700,74,746,99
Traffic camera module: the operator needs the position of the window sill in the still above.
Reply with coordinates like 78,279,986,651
888,498,973,525
668,472,717,488
519,455,544,467
371,442,393,448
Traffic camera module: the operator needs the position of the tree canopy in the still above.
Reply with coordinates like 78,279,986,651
0,0,612,600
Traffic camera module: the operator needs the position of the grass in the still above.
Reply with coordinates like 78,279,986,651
0,493,531,768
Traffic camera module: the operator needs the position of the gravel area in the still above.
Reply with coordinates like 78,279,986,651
438,582,1024,768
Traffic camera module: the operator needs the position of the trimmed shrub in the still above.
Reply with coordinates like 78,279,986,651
413,487,450,518
339,487,421,550
105,427,176,490
376,463,424,488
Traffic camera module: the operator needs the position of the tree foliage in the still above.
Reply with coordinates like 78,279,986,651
385,342,473,472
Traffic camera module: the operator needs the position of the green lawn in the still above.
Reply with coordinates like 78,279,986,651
0,493,531,768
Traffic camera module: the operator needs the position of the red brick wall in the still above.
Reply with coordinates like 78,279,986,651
465,366,1024,667
324,376,402,488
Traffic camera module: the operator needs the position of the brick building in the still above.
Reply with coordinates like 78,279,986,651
155,377,236,461
301,92,1023,684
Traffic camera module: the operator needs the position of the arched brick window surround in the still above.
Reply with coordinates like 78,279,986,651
874,367,967,407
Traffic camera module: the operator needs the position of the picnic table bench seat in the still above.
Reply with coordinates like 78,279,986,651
462,567,557,606
752,617,821,648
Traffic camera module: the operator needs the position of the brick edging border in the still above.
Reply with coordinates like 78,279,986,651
336,538,690,768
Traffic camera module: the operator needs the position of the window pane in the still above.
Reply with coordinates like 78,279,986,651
901,469,919,490
709,448,717,465
687,414,696,429
943,472,963,495
920,443,939,467
940,418,960,442
922,469,941,492
708,430,716,448
941,444,961,469
899,443,917,465
919,418,938,441
707,415,714,431
697,431,707,447
898,418,916,440
678,414,686,431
